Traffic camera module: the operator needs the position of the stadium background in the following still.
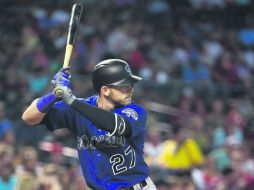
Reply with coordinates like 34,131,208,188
1,0,254,189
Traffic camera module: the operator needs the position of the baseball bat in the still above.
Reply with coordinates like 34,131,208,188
54,4,83,97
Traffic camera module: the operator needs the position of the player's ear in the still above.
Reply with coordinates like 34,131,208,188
100,86,111,96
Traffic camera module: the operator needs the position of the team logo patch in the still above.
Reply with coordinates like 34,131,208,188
122,108,138,120
125,65,132,75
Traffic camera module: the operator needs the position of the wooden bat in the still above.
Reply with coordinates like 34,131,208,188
54,4,83,97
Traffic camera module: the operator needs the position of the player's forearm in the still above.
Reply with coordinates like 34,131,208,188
22,99,47,125
71,99,131,136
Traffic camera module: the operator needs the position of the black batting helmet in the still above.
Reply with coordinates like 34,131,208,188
92,59,142,92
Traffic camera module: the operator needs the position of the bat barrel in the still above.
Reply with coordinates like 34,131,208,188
68,4,83,45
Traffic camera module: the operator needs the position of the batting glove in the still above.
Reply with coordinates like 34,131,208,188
51,67,71,89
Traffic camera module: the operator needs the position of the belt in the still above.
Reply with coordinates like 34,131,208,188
120,178,148,190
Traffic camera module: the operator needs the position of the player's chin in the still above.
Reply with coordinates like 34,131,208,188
124,97,132,104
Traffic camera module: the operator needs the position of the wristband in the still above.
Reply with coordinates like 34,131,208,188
36,93,57,113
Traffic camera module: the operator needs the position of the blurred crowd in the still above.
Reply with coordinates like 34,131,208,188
1,0,254,189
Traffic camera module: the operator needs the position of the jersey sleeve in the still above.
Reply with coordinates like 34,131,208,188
41,101,75,132
117,104,147,139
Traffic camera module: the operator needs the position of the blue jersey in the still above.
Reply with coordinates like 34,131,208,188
42,95,150,190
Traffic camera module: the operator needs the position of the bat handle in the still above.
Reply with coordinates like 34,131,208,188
54,44,73,98
63,44,73,68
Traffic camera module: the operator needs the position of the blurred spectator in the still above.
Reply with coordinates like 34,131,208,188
85,35,107,71
158,124,205,188
235,93,254,121
244,116,254,141
182,58,211,85
127,48,146,73
57,166,72,190
38,164,62,190
240,146,254,187
219,166,245,190
236,54,253,86
15,146,41,190
0,101,14,140
241,47,254,70
192,98,208,118
146,0,170,15
206,98,225,130
14,104,47,146
199,44,216,69
199,156,221,190
212,122,243,150
175,93,195,123
203,36,223,65
189,115,210,153
106,24,137,57
144,128,164,167
1,130,15,146
0,144,16,190
71,175,90,190
19,26,40,59
212,51,239,86
209,140,234,173
48,142,65,165
239,26,254,47
0,163,17,190
27,63,50,96
225,99,246,130
0,143,15,167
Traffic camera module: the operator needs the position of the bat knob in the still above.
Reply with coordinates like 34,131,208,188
54,89,64,98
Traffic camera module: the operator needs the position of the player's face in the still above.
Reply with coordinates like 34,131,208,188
107,84,134,106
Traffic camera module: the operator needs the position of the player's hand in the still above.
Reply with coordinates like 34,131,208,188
52,67,76,104
51,67,71,89
53,85,76,105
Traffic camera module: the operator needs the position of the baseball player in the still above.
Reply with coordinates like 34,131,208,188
22,59,157,190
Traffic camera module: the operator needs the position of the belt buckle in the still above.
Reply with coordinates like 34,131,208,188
120,178,147,190
140,179,147,188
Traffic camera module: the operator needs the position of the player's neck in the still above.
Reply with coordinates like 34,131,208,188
97,96,115,111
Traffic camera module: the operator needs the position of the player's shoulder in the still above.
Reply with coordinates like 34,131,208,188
118,103,147,120
77,95,98,106
124,103,146,112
